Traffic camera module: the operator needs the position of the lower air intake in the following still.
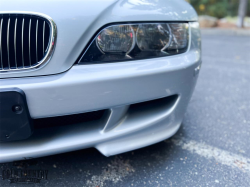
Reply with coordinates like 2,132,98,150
34,110,106,129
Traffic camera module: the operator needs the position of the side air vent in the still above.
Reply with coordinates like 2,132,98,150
0,12,56,72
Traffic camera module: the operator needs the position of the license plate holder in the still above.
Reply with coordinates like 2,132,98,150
0,88,33,142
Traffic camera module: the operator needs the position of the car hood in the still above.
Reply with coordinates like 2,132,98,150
0,0,198,78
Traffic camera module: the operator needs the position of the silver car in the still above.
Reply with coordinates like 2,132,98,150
0,0,201,163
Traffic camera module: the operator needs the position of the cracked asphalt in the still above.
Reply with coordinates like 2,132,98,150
1,32,250,187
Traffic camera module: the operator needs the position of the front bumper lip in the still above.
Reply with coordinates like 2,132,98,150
0,100,182,162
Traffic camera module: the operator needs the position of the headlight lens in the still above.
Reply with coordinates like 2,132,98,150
96,25,135,53
136,24,172,51
79,23,189,64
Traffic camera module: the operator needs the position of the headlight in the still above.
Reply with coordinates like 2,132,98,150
79,23,189,64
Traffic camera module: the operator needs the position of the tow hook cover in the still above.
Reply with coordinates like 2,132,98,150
0,88,33,142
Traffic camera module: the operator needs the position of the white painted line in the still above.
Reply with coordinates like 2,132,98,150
170,138,250,174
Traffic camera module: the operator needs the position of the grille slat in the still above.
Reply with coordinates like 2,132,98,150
21,18,24,67
7,18,10,69
36,19,38,63
0,13,56,72
28,18,31,66
14,18,17,68
0,18,2,69
43,21,45,56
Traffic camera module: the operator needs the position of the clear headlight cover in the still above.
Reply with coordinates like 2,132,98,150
79,23,189,64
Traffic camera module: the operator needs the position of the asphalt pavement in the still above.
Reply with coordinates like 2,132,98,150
1,32,250,187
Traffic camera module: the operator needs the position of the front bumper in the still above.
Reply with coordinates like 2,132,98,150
0,23,201,163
